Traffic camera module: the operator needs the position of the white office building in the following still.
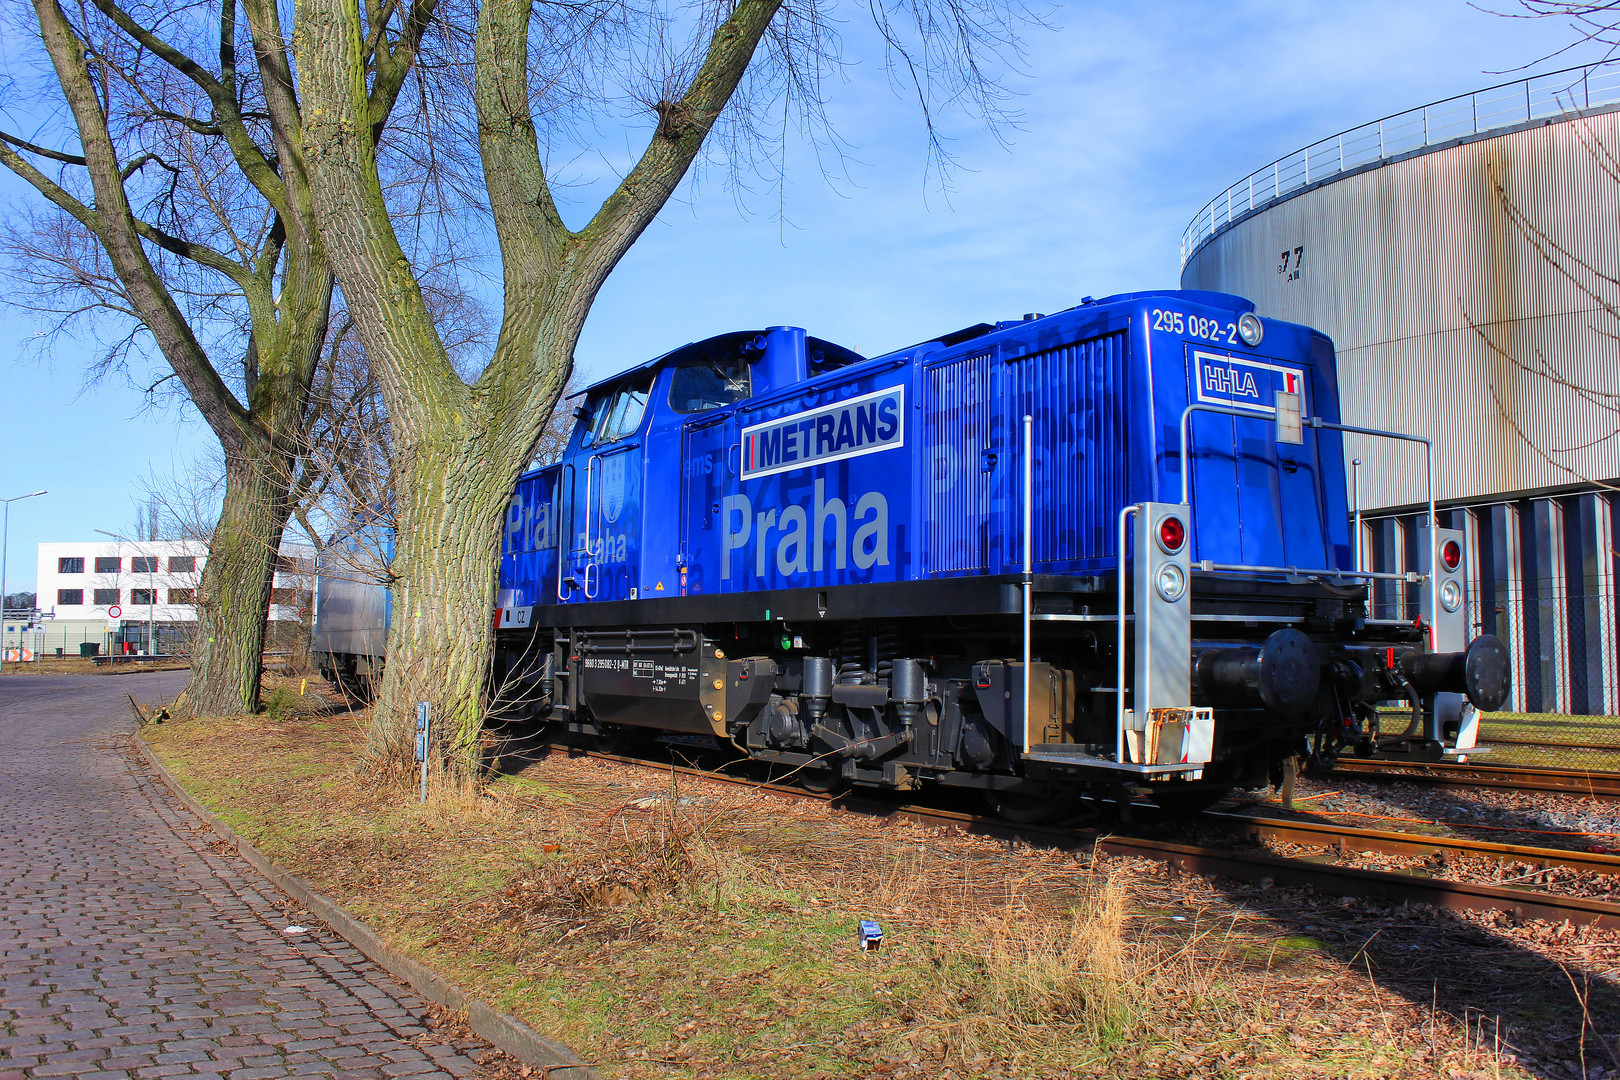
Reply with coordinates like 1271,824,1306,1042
13,539,308,658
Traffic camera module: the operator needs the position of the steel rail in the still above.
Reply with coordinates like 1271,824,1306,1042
1091,835,1620,930
1479,735,1620,754
567,747,1620,929
1207,811,1620,877
1331,758,1620,801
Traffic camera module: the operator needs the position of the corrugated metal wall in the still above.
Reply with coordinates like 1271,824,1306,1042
924,351,999,573
1361,493,1620,715
1014,333,1131,569
1181,111,1620,512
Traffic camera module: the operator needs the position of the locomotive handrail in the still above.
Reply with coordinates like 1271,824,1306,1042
582,455,597,560
557,464,575,602
1196,561,1423,583
1021,414,1034,747
1115,504,1139,766
1178,403,1439,641
1304,416,1438,646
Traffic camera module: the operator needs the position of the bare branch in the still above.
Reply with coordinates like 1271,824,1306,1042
0,129,88,166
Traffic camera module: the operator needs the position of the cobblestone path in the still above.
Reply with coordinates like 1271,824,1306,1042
0,675,487,1080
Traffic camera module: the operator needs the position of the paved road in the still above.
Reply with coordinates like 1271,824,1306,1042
0,675,487,1080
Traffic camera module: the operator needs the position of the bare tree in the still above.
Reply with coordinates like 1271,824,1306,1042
1466,5,1620,484
291,0,1035,772
0,0,446,714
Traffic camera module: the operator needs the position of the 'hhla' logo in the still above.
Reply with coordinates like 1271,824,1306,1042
1193,350,1305,415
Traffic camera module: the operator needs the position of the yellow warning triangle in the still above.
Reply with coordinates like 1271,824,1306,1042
655,581,665,591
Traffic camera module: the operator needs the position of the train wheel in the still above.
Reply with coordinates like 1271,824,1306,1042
1149,787,1231,816
982,789,1076,825
795,764,844,794
593,725,644,756
1304,731,1341,774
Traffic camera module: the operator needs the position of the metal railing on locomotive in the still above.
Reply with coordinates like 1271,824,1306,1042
1169,402,1475,751
1176,403,1438,637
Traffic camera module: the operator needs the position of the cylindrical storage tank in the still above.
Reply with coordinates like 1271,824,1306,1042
1180,63,1620,717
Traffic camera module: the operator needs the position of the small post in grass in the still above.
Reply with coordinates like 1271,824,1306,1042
414,702,429,804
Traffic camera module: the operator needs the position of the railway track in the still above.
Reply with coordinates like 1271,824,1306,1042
569,747,1620,931
1330,757,1620,801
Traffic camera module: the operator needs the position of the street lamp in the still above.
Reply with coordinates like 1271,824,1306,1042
1,490,48,674
95,527,159,656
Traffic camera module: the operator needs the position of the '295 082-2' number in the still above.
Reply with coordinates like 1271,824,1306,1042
1152,308,1238,344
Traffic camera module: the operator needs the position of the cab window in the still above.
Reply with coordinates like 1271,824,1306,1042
669,357,751,413
807,339,866,377
584,376,652,445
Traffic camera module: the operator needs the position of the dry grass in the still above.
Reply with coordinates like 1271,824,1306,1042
143,709,1534,1079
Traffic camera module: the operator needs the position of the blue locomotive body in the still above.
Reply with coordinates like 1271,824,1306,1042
321,288,1510,811
499,292,1347,607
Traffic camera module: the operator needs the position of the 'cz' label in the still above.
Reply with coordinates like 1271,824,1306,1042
1193,350,1305,415
740,385,905,481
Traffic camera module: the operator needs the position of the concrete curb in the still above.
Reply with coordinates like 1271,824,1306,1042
132,730,599,1079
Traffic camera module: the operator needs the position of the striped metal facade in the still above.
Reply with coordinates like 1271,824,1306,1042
1360,494,1620,715
1181,92,1620,716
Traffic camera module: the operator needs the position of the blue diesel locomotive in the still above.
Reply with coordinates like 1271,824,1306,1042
319,289,1510,813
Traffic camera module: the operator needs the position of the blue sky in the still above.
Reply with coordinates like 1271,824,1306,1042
0,0,1608,591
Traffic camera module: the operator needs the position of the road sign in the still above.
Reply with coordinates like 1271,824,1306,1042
107,605,122,618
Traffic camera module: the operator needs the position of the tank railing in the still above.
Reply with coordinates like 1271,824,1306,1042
1181,58,1620,265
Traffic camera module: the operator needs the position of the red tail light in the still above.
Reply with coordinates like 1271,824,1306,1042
1441,539,1461,571
1158,515,1186,554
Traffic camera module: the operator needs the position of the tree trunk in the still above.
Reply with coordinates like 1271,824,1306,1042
368,425,515,772
182,437,295,716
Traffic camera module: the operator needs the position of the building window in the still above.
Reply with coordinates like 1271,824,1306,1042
94,556,121,573
93,589,120,606
270,588,306,607
57,589,83,605
169,556,196,573
59,557,84,574
131,556,158,573
168,588,196,605
130,588,155,605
